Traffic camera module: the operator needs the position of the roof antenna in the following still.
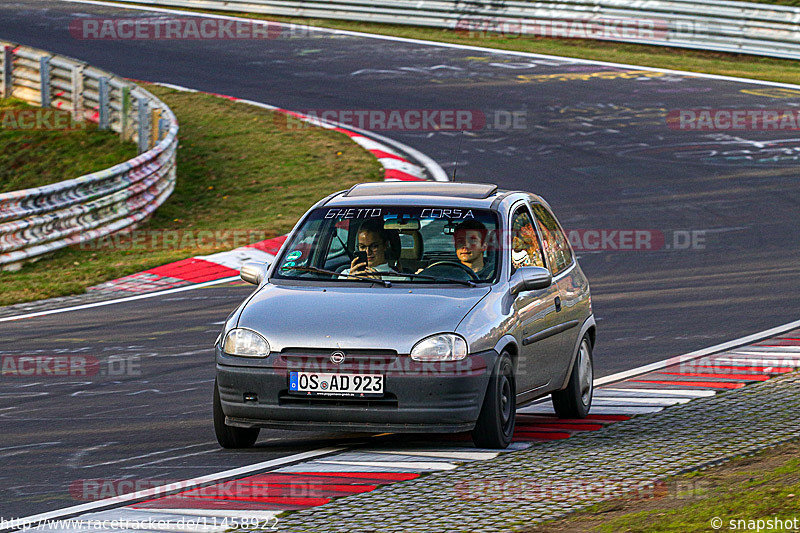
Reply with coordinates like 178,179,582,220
452,130,464,182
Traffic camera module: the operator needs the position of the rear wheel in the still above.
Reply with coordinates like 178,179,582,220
472,353,515,449
552,335,593,418
213,379,259,448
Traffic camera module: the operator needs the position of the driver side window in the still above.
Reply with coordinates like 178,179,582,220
510,207,545,275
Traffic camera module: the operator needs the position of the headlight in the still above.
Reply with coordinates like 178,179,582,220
222,328,270,357
410,334,468,362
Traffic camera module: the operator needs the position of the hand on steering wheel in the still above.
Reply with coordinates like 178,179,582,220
422,261,480,280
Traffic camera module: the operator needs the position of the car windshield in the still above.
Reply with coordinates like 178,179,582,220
273,205,500,284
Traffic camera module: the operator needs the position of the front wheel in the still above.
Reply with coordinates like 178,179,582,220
552,335,593,418
472,353,516,449
213,379,260,448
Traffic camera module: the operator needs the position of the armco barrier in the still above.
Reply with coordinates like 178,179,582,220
0,41,178,270
108,0,800,60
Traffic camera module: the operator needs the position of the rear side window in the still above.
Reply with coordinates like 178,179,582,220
532,204,573,275
509,206,545,274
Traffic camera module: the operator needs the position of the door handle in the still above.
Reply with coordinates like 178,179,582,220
554,296,562,312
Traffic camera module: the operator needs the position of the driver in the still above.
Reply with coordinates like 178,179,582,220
341,220,401,278
453,220,494,279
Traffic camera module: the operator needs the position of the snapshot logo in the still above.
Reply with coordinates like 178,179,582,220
454,16,668,41
69,17,311,40
1,108,86,131
668,109,800,131
0,355,140,378
278,109,528,132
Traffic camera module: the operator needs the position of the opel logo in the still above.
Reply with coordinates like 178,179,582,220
330,351,346,364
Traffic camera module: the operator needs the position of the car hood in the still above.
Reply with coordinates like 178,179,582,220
236,283,492,354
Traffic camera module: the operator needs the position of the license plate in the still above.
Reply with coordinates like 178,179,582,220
289,371,384,397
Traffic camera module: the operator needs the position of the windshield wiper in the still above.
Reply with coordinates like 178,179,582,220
280,265,392,287
399,272,476,287
280,266,475,287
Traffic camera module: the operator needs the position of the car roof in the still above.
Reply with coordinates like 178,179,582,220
322,181,527,210
316,181,552,215
344,182,499,199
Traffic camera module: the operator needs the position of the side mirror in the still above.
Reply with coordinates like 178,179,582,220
510,266,552,295
240,261,269,285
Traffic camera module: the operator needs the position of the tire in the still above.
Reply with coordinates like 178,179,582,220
472,353,516,449
552,335,593,419
213,379,260,448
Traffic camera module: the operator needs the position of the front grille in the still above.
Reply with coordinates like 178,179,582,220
279,348,398,365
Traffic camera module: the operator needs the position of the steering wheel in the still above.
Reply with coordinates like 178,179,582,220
422,261,480,281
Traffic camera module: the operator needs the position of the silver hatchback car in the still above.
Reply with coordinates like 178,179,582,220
214,182,595,449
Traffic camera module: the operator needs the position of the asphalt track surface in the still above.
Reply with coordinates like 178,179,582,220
1,0,799,518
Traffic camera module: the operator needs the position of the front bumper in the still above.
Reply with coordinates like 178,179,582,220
215,347,497,433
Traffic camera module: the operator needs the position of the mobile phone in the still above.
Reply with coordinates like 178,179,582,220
354,251,368,265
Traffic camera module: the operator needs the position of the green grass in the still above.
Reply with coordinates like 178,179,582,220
746,0,800,5
0,98,137,193
0,86,382,305
522,440,800,532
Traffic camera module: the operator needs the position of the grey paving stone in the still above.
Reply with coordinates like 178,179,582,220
270,372,800,533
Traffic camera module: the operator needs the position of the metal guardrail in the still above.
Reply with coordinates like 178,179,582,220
0,41,178,270
110,0,800,59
